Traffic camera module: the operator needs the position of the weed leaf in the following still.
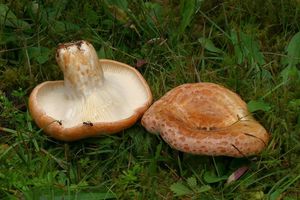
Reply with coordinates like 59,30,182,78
0,4,30,29
196,185,212,193
178,0,196,36
144,2,164,25
105,0,129,23
106,0,128,10
230,30,244,64
170,182,193,196
270,189,283,200
203,171,228,183
187,176,197,188
285,32,300,67
280,65,300,82
288,99,300,109
230,30,265,65
247,100,271,112
280,32,300,81
198,37,223,54
0,32,17,45
52,20,80,33
27,47,51,64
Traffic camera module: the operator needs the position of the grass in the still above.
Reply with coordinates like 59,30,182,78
0,0,300,199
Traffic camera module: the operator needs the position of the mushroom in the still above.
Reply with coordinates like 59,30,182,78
141,83,270,157
29,40,152,141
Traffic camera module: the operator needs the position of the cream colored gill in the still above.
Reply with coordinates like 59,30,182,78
36,63,149,128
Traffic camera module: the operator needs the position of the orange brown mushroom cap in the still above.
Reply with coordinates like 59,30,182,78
141,83,270,157
29,40,152,141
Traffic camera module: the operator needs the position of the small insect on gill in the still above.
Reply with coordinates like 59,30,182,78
83,121,93,126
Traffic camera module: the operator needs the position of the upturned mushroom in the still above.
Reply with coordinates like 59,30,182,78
29,40,152,141
141,83,270,157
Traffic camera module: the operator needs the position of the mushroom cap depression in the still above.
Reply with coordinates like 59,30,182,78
141,83,270,157
29,41,152,141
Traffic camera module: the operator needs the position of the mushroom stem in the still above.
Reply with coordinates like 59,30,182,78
56,40,104,99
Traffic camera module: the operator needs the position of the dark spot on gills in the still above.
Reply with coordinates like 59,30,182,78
83,121,93,126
